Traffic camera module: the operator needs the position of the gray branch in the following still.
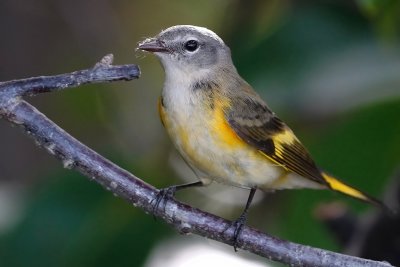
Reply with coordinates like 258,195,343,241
0,55,393,267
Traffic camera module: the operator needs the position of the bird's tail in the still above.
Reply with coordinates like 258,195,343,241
322,172,386,209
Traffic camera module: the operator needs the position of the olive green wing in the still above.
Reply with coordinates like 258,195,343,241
226,96,328,186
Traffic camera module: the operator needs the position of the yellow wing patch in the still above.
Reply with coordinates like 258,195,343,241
274,129,297,144
272,129,297,158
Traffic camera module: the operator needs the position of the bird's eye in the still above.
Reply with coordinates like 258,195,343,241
184,40,199,52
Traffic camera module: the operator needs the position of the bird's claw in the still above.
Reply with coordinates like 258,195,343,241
222,214,247,252
151,186,177,218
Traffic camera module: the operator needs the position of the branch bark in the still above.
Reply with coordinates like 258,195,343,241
0,55,394,267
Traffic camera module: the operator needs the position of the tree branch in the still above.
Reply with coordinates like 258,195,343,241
0,55,394,267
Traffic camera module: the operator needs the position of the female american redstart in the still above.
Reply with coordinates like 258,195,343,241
138,25,387,250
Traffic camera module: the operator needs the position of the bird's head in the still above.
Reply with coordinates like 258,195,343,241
138,25,233,75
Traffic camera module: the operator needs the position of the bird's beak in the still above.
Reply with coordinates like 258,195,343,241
138,38,169,53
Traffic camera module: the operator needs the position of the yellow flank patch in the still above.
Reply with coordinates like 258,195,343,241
158,96,166,127
212,101,246,148
323,173,368,201
177,126,190,149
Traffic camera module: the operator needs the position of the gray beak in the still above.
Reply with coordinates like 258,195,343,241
138,38,169,53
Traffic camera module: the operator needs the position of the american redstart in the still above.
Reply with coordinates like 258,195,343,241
138,25,387,250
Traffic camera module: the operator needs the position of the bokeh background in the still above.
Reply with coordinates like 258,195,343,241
0,0,399,266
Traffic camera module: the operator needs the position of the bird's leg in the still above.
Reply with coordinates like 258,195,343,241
151,181,204,217
224,187,257,252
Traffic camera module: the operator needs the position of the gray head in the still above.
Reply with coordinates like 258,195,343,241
138,25,233,75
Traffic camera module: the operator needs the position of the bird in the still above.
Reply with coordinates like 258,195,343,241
138,25,386,250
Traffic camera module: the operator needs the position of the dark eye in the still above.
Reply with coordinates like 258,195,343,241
184,40,199,52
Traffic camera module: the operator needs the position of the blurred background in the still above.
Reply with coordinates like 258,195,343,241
0,0,399,266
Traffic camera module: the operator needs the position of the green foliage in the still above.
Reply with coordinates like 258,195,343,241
357,0,400,41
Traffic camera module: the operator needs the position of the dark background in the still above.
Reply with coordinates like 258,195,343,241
0,0,399,266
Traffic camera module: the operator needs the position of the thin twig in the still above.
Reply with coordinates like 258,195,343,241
0,55,394,267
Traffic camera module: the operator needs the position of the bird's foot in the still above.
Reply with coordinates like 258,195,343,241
223,213,248,252
151,186,178,218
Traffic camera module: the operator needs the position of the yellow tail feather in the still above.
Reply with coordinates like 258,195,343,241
322,172,384,208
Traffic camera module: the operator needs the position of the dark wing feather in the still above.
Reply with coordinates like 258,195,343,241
226,96,328,186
